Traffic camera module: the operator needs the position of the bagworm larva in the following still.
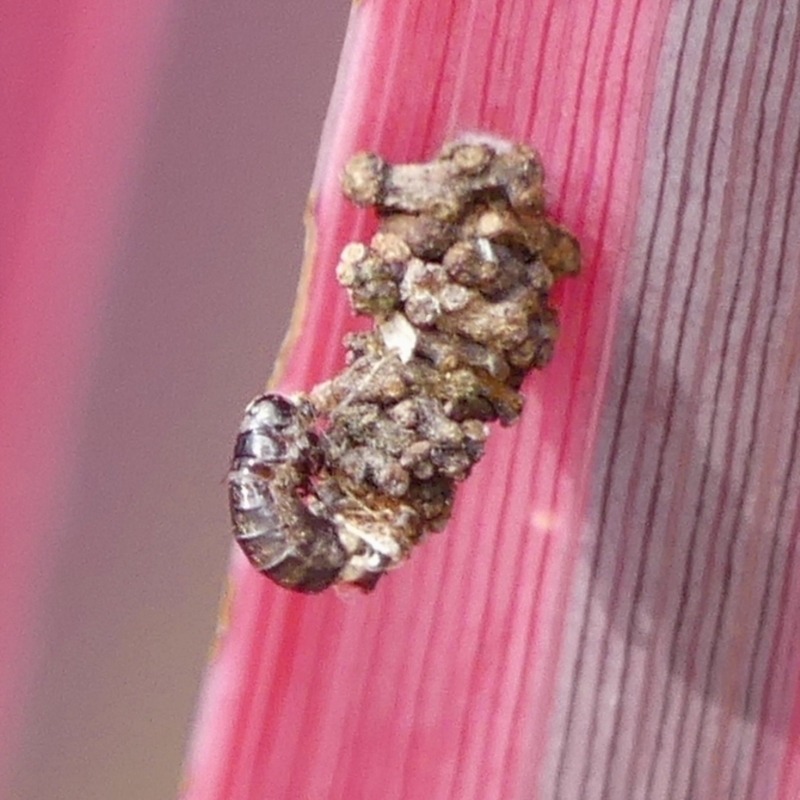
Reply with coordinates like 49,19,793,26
228,137,580,593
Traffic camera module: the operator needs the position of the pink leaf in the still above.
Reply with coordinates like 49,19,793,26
0,3,174,794
184,1,800,798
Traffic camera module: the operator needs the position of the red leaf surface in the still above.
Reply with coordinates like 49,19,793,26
184,1,800,798
0,3,174,794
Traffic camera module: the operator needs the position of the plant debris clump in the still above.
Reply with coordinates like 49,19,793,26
228,137,580,593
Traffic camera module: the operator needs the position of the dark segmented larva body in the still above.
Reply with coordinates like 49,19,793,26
228,394,346,592
228,136,581,593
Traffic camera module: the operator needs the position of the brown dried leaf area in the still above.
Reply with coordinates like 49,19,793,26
228,137,581,593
